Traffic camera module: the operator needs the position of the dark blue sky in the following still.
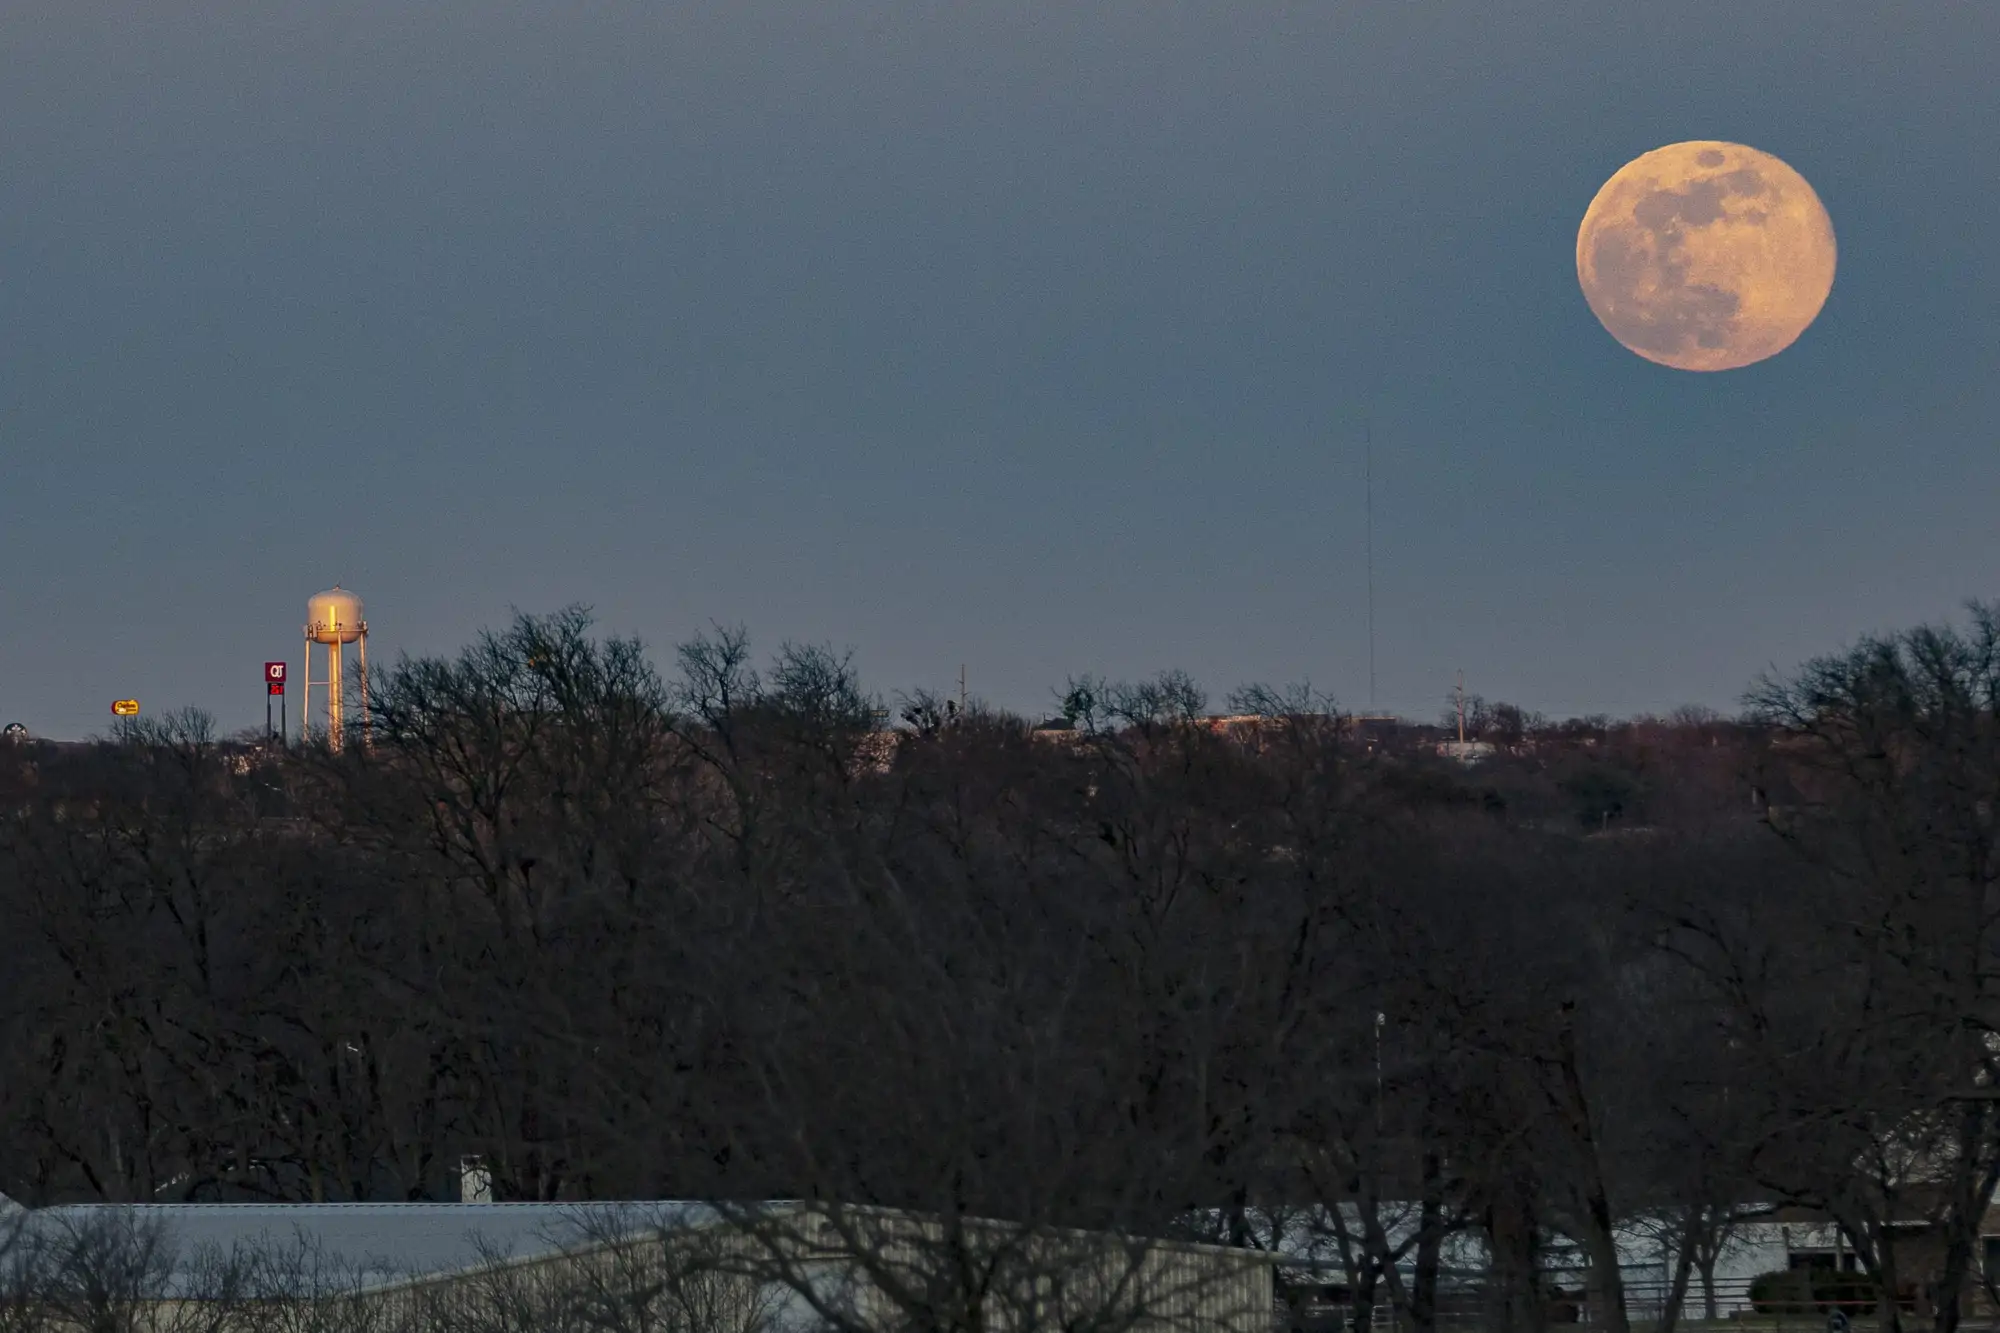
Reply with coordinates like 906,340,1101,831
2,1,1995,736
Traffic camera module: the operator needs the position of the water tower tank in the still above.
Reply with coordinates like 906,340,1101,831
306,587,365,644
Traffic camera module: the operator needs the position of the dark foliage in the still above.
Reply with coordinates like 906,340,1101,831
6,604,2000,1333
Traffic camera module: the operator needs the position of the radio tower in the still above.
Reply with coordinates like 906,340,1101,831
1366,418,1376,713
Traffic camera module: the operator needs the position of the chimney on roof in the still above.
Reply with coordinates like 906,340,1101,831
459,1155,492,1204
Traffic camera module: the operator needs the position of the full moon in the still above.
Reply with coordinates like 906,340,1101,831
1575,141,1836,372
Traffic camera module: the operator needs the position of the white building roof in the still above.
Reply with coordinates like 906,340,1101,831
12,1200,723,1295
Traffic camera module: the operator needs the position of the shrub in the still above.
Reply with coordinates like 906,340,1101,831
1749,1269,1816,1315
1749,1268,1883,1316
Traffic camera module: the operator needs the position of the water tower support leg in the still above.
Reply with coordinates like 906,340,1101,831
330,639,343,753
359,631,369,752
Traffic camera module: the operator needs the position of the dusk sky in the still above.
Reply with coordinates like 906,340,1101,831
2,1,1996,737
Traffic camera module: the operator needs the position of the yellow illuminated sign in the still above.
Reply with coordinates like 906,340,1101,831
111,699,140,717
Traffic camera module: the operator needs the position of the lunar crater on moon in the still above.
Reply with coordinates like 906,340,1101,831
1576,141,1836,371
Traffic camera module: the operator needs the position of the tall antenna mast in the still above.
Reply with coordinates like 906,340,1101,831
1366,417,1376,713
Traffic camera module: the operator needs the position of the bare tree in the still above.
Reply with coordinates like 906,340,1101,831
1746,603,2000,1333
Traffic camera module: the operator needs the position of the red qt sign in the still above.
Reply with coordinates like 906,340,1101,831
265,661,286,695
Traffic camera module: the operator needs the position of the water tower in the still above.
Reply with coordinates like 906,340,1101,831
303,586,368,752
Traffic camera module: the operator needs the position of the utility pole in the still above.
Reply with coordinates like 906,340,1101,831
959,663,967,716
1373,1010,1386,1133
1456,670,1467,745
